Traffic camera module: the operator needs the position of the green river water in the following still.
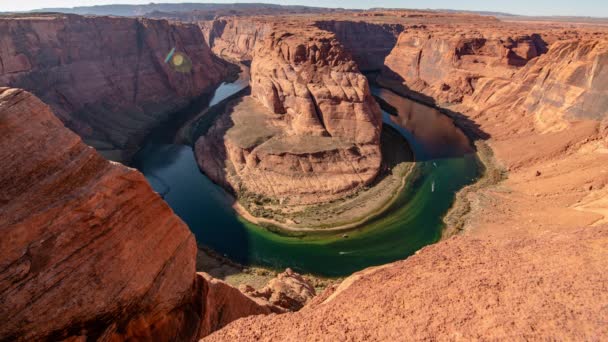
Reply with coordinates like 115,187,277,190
132,81,480,277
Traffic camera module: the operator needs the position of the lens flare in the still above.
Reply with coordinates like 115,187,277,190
164,47,176,63
165,48,192,73
173,54,184,66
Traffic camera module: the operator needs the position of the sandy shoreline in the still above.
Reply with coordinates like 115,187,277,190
232,162,417,234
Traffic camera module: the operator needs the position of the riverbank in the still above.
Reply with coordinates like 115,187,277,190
442,140,506,238
197,245,342,292
369,79,504,240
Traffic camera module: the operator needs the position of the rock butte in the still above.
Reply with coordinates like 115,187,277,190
196,21,383,205
0,7,607,341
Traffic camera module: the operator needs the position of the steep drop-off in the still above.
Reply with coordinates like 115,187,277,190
380,27,548,104
0,87,198,340
314,20,405,72
0,14,228,161
200,18,273,61
0,88,294,341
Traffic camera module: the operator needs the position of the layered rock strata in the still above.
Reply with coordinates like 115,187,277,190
196,23,382,204
0,14,227,161
0,88,274,341
314,20,405,72
199,18,273,61
381,28,549,104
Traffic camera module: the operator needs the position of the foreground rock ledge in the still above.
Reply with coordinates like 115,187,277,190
204,227,608,341
0,88,279,341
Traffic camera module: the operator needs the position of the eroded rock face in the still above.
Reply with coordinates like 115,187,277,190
381,28,548,104
0,88,275,341
0,88,199,340
471,39,608,131
196,23,382,204
197,273,280,337
241,268,316,311
0,14,227,161
200,18,273,61
314,20,405,72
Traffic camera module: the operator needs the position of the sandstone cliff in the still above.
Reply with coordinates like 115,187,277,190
0,14,227,161
196,22,383,205
470,39,608,131
380,28,548,104
314,20,405,72
0,88,277,341
200,18,273,62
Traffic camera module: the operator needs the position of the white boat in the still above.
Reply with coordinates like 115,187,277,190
432,181,435,192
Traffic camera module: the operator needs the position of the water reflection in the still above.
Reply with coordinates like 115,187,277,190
372,87,474,160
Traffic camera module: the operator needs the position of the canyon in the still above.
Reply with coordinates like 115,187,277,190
0,14,228,162
1,6,608,341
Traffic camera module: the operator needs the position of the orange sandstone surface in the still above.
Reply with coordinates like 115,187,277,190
0,88,307,341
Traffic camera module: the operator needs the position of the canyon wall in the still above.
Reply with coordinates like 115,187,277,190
0,88,276,341
470,39,608,130
196,21,383,204
380,28,548,104
314,20,405,72
0,14,228,161
200,18,273,61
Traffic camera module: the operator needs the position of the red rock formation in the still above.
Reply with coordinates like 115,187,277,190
314,20,405,71
200,18,273,61
204,227,608,341
0,88,274,341
196,21,382,204
197,273,280,336
0,14,228,161
381,28,548,104
240,268,316,311
470,39,608,129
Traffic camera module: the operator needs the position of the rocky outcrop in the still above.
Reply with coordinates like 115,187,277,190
314,20,405,71
240,268,316,311
0,14,227,161
381,28,548,104
196,22,382,205
0,88,275,341
205,227,608,341
197,273,281,336
0,88,198,340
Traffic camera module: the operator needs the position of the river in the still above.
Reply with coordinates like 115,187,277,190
132,79,480,277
